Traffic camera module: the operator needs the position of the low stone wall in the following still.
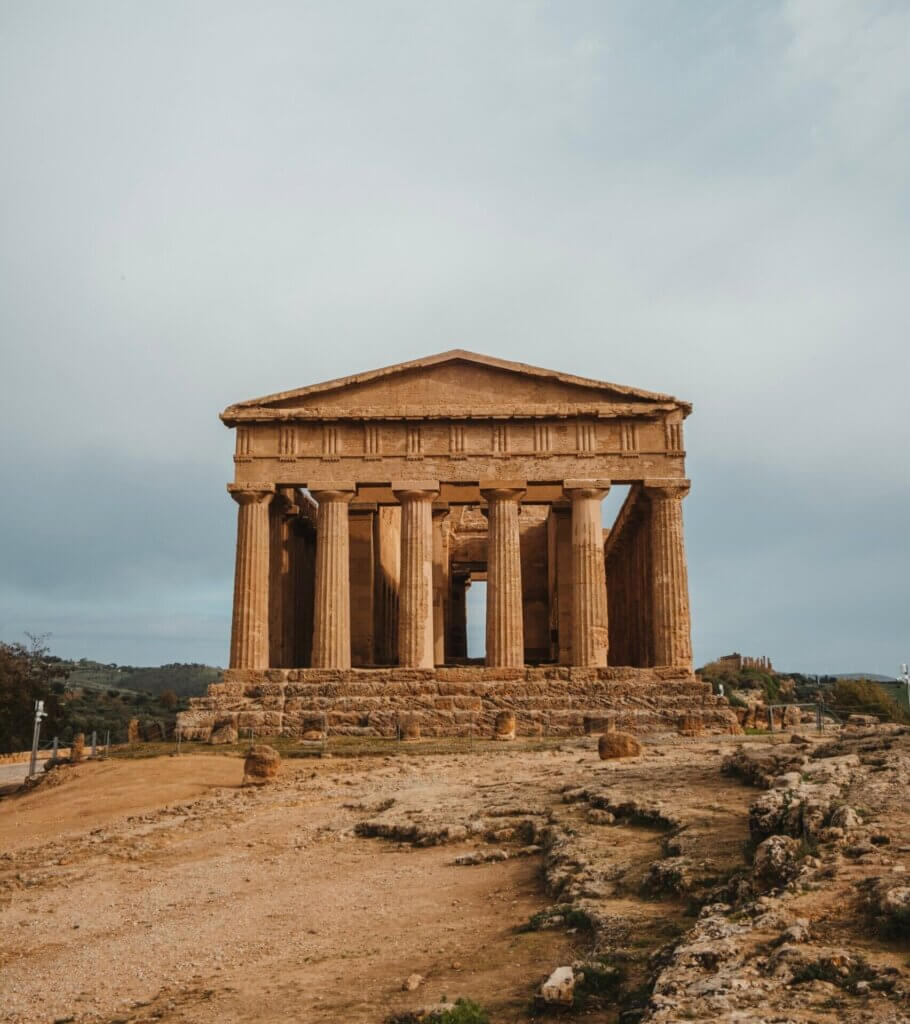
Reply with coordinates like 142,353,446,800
178,666,741,741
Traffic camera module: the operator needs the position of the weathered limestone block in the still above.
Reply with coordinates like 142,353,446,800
399,713,421,740
494,711,516,740
209,723,238,745
599,732,643,759
176,710,214,742
243,744,280,785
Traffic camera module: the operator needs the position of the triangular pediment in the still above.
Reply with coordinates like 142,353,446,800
222,350,690,422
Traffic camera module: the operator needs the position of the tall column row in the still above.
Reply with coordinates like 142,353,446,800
227,476,692,671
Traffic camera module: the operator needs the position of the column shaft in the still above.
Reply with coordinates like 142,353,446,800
482,486,525,668
432,506,450,666
565,480,610,667
311,489,355,669
228,484,275,669
646,480,693,668
395,487,438,668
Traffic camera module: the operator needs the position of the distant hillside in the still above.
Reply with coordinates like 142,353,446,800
834,673,898,683
63,660,221,697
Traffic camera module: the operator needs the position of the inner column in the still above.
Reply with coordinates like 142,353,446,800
310,487,355,669
481,483,525,668
394,483,438,669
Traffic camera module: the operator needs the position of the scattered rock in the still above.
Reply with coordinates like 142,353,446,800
399,714,421,741
753,834,801,887
540,965,576,1005
242,744,280,785
598,732,642,760
402,972,423,991
829,804,861,831
494,711,516,741
586,809,615,825
301,730,326,742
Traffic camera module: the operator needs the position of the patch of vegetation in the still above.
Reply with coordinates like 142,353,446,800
573,959,625,1006
387,998,490,1024
64,659,221,697
0,636,68,753
828,679,910,724
0,638,218,752
520,904,596,933
791,956,879,995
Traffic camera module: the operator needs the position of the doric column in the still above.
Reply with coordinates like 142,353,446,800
448,572,470,659
348,504,377,667
228,483,275,669
481,482,525,668
289,508,317,668
310,487,356,669
644,479,692,669
432,503,451,666
394,483,439,669
564,479,610,667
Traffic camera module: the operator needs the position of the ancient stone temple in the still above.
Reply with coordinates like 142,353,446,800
180,352,738,739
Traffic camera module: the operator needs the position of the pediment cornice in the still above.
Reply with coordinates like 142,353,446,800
221,350,691,426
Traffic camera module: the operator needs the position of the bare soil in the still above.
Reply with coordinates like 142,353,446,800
1,733,908,1023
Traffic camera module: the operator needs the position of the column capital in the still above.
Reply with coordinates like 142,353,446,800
564,478,610,500
227,483,275,505
479,482,526,503
310,487,356,504
642,478,691,500
392,481,439,503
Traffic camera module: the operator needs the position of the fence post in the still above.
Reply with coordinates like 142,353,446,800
91,731,97,757
52,736,59,760
767,706,774,733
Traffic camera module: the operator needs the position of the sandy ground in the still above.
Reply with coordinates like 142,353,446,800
1,749,584,1024
4,733,908,1024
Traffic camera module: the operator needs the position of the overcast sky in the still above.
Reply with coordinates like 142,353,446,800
2,1,908,674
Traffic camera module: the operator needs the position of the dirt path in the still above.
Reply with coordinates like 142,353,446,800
13,735,900,1023
1,750,587,1023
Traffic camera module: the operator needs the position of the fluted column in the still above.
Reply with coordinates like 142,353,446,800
394,484,438,668
228,483,275,669
432,504,450,666
564,479,610,667
481,484,525,667
644,479,692,669
310,487,355,668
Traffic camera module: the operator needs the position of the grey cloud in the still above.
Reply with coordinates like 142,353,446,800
1,1,907,674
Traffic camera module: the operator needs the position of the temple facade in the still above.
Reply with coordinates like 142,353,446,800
223,351,692,672
178,352,737,741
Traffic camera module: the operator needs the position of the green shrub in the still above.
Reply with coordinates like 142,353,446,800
387,999,490,1024
830,679,910,724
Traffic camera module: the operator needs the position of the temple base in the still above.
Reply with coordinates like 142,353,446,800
178,666,740,740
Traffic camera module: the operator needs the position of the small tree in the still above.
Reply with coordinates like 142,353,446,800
159,689,178,711
0,635,68,754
